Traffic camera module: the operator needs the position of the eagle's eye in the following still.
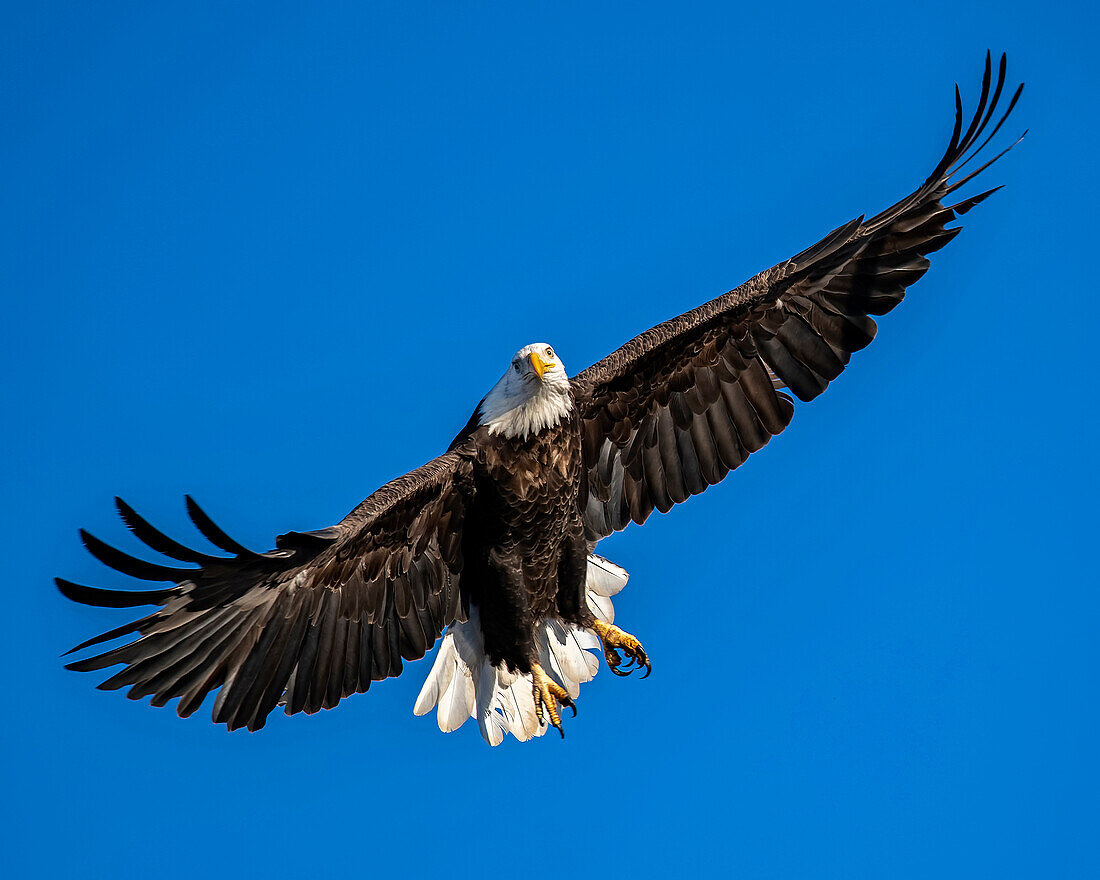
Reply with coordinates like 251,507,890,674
545,347,555,360
513,361,522,373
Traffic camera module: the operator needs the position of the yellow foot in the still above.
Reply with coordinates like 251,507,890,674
531,663,576,737
592,620,651,678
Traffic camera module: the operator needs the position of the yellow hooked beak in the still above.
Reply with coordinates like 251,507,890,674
529,351,553,379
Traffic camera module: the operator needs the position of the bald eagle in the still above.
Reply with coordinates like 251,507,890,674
59,55,1023,744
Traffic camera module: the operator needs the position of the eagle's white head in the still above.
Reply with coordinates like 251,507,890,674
478,342,572,440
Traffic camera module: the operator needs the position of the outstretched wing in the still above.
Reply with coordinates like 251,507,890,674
59,448,474,731
573,53,1023,541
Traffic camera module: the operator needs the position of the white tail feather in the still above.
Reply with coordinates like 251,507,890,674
585,555,628,597
476,661,504,746
412,637,456,716
586,591,615,624
413,553,629,745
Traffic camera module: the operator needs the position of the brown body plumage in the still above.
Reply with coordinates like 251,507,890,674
458,404,590,672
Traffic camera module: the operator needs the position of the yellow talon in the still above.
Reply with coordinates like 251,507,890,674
531,663,575,737
592,620,651,678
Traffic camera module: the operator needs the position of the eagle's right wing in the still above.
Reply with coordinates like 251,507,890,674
572,53,1023,541
59,447,475,731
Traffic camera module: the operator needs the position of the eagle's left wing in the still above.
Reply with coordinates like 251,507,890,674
572,53,1022,541
59,448,475,731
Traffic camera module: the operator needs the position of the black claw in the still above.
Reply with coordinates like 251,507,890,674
557,725,565,739
640,664,652,680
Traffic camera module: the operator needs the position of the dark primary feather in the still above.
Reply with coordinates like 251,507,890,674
573,52,1023,541
60,448,475,731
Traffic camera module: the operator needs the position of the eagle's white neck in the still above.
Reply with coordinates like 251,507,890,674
479,369,573,440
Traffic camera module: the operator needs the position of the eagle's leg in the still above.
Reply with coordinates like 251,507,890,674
531,663,575,737
591,619,651,678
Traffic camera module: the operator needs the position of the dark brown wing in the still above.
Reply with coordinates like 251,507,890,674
573,53,1023,541
59,448,475,731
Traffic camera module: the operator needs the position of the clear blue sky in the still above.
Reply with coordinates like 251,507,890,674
3,3,1096,878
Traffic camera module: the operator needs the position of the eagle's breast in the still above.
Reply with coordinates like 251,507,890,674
482,408,582,506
